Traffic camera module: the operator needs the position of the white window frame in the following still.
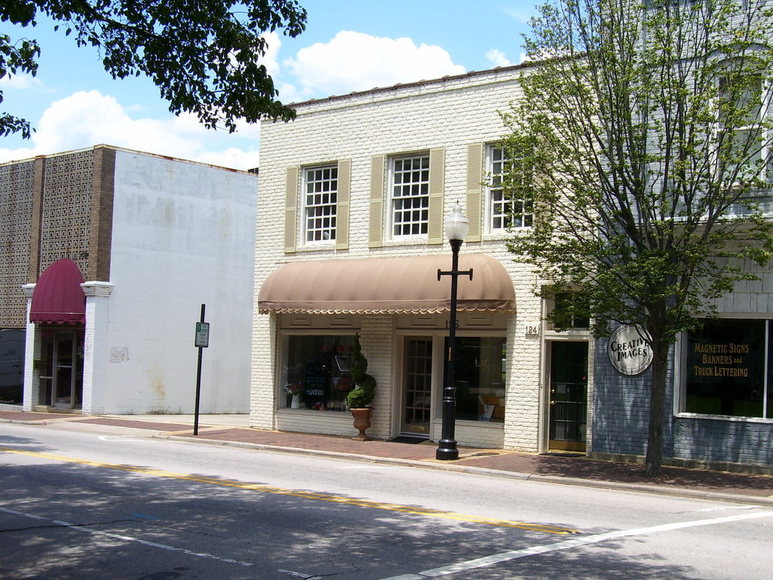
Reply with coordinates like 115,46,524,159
675,317,772,422
302,164,338,245
486,144,533,233
389,153,430,239
715,68,772,187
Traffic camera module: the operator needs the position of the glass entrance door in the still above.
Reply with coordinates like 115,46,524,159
548,341,588,452
401,337,433,436
39,329,83,410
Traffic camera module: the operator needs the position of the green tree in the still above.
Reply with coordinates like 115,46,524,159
0,0,306,138
503,0,772,475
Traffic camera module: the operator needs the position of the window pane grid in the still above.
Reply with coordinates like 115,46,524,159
403,338,433,429
489,146,533,231
304,166,338,242
392,155,430,237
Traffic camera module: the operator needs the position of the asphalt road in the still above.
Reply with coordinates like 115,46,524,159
1,421,771,579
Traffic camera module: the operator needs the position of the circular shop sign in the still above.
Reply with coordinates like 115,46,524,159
608,324,653,376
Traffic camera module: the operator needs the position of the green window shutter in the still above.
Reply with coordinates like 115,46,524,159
427,148,446,245
284,167,299,254
466,143,483,242
369,155,385,248
336,159,351,251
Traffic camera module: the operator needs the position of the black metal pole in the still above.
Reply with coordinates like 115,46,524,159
193,304,205,436
436,239,472,461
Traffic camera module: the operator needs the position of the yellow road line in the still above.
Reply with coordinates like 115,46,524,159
1,447,579,535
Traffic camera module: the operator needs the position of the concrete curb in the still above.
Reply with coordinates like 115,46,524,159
159,433,773,507
4,414,770,507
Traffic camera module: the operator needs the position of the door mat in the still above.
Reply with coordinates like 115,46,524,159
390,435,429,444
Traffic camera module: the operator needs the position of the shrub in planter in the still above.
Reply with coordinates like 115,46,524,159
346,334,376,408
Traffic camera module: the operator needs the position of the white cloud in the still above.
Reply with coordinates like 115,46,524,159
504,4,537,25
0,73,44,90
261,31,282,78
259,32,299,106
486,49,513,68
0,90,259,170
0,30,468,170
197,147,259,171
283,31,466,101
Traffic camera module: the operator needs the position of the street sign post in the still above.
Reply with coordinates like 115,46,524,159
193,305,208,435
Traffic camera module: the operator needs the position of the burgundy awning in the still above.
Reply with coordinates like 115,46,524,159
30,259,86,325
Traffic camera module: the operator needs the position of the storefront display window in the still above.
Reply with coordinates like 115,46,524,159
280,335,355,411
448,336,507,422
685,319,770,418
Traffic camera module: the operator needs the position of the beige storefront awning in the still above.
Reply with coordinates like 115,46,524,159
258,254,516,315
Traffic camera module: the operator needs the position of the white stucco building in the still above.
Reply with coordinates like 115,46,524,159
0,145,257,414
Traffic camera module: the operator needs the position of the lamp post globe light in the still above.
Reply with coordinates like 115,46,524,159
436,202,473,460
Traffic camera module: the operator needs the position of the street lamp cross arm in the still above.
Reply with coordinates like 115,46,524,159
437,267,473,281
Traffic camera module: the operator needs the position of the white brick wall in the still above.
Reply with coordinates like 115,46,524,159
253,66,550,451
105,150,257,414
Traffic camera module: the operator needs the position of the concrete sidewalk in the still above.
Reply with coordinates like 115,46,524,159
1,410,771,505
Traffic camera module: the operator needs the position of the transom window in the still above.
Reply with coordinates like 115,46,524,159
391,155,430,237
549,291,590,330
488,145,533,231
304,166,338,242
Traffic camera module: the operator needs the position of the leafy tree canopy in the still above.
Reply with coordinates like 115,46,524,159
0,0,307,138
504,0,772,474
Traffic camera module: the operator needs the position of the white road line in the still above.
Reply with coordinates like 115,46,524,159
384,510,773,579
277,569,323,579
0,507,252,567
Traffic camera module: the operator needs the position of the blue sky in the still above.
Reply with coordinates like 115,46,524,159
0,1,538,170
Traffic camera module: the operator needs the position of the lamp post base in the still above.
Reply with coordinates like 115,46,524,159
436,440,459,461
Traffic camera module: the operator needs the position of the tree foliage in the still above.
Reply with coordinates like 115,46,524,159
0,0,307,138
504,0,772,475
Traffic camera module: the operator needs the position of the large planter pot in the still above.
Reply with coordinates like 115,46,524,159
350,407,373,441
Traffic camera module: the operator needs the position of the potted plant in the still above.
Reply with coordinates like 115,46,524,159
346,334,376,440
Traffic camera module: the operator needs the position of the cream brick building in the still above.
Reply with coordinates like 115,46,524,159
252,65,593,452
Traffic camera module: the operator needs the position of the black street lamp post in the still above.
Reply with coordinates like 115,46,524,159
436,202,472,461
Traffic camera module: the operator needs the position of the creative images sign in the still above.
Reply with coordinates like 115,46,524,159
608,324,653,376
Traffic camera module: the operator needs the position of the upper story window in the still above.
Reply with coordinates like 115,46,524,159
717,70,770,185
303,165,338,243
390,154,430,238
368,149,444,248
285,160,350,255
487,145,533,232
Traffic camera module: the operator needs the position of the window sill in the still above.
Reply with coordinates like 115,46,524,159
482,228,532,241
675,412,772,424
449,418,505,428
296,242,337,253
384,236,430,246
277,407,351,414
